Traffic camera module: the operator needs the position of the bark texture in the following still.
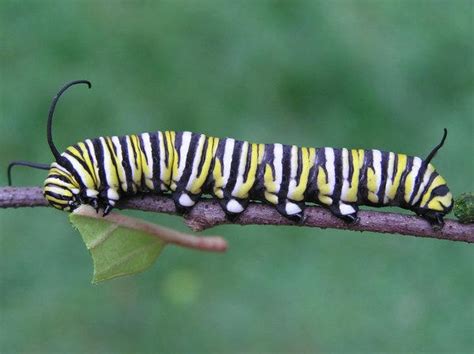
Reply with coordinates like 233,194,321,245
1,187,473,243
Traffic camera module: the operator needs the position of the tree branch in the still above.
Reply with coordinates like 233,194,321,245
1,187,473,243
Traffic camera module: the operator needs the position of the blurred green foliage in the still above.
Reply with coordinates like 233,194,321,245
1,1,473,352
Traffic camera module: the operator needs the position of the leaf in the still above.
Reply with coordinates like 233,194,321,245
70,207,165,283
69,205,227,283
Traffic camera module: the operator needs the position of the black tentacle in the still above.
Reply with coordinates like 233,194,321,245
47,80,92,161
424,128,447,165
7,161,50,186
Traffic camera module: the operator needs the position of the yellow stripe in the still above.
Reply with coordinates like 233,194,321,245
420,175,446,207
77,142,96,185
66,146,95,188
317,165,332,205
138,135,153,190
290,147,310,202
212,158,224,198
110,138,128,191
45,195,68,205
367,167,378,203
387,154,407,200
264,163,276,193
102,137,119,189
345,149,360,202
428,192,452,211
235,143,258,199
163,131,174,186
190,136,212,194
258,144,265,164
44,186,72,197
130,135,143,186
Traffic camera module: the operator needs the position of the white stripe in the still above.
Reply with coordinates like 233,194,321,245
177,132,192,181
44,186,70,196
372,150,382,194
383,152,395,203
44,177,74,188
287,146,298,198
186,134,206,190
231,141,249,196
100,137,116,189
141,133,154,179
273,144,283,193
406,157,422,201
412,164,434,204
62,153,90,187
51,162,68,174
85,139,99,186
111,136,127,191
158,131,167,183
341,148,350,200
222,138,235,186
325,147,335,194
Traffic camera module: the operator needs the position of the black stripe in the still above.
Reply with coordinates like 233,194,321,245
178,133,201,190
83,140,98,186
295,146,303,183
104,137,122,191
348,149,354,189
396,156,413,206
409,158,428,206
241,142,253,186
196,135,209,181
225,140,244,197
332,148,343,204
413,171,438,208
277,144,292,201
91,138,106,192
149,131,162,191
65,146,90,177
118,136,133,194
378,150,389,204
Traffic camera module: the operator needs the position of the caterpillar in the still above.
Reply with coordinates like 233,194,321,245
8,80,453,227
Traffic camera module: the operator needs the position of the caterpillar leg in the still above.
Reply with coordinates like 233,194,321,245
93,187,120,216
329,202,359,224
276,200,305,223
218,197,248,221
172,191,200,214
419,210,445,229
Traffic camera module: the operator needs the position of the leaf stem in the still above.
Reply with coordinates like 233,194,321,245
74,205,228,252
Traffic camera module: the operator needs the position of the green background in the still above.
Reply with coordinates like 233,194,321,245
1,1,473,352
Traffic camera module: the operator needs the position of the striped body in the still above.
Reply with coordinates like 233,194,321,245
44,131,453,224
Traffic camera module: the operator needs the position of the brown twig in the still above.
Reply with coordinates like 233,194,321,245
1,186,473,243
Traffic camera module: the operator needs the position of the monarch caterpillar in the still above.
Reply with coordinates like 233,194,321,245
8,80,453,227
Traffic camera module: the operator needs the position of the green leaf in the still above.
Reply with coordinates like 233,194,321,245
70,211,165,283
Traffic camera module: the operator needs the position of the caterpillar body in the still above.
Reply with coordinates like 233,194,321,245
9,81,454,227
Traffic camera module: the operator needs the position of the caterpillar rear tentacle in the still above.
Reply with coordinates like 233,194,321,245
8,81,454,229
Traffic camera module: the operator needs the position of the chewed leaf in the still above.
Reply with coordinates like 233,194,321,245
70,209,165,283
69,205,227,283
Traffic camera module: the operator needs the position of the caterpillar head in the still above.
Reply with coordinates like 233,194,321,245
43,162,81,211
